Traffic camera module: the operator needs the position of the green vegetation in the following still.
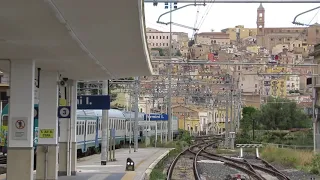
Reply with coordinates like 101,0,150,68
235,97,318,174
151,48,165,56
261,145,320,174
175,50,182,56
149,129,192,180
236,97,312,145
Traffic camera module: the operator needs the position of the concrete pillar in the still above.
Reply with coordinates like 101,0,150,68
36,71,59,180
7,59,35,180
58,80,77,176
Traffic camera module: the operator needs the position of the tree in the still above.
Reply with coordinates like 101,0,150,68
151,48,165,56
175,50,182,56
240,106,258,130
256,97,311,130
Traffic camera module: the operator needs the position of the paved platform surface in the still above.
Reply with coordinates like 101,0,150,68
1,148,170,180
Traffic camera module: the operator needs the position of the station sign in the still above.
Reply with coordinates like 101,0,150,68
138,121,157,126
144,113,168,121
77,95,110,110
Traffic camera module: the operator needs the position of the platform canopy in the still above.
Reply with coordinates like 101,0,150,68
0,0,152,80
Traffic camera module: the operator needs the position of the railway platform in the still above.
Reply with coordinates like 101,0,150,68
0,147,171,180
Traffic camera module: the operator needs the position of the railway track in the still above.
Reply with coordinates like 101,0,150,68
201,145,291,180
167,141,290,180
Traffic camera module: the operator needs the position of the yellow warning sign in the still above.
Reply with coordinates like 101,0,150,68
39,129,54,138
59,98,67,106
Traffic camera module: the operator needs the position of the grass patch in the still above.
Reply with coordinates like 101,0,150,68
261,145,320,174
149,130,192,180
149,147,182,180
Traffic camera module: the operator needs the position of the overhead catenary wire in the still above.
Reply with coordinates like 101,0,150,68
196,0,215,31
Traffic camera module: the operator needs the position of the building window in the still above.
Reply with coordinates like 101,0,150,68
167,36,169,39
156,36,158,39
153,36,154,39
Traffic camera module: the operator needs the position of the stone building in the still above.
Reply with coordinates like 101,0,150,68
256,3,320,49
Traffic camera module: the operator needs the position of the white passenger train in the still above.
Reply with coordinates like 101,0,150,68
76,109,179,156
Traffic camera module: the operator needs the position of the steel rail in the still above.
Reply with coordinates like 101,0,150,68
203,150,290,180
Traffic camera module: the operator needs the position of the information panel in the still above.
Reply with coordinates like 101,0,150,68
39,129,54,138
11,117,29,140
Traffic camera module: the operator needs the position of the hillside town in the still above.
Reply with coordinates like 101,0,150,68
129,3,320,134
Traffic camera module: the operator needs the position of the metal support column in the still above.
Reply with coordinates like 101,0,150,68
225,92,229,148
134,77,140,152
101,80,109,165
167,1,173,141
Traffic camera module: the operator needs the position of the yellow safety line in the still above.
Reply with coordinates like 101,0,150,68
121,149,162,180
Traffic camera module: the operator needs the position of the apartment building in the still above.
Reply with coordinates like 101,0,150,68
221,25,257,41
146,28,188,49
195,32,230,46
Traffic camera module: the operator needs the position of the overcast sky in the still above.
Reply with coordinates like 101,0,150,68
145,3,320,37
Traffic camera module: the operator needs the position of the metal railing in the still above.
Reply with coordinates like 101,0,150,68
264,143,313,150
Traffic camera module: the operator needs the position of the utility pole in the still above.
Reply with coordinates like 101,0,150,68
238,91,242,132
128,92,132,153
167,1,173,141
134,77,140,152
101,80,109,165
225,91,229,148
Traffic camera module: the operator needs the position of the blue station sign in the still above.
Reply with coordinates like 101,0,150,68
144,113,168,121
77,95,110,110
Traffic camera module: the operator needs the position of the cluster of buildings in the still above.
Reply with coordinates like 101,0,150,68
139,3,320,135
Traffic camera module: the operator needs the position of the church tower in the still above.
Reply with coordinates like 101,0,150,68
256,3,265,47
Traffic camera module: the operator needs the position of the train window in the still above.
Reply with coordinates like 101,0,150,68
81,122,85,135
121,120,124,130
117,120,119,130
2,115,8,126
88,122,90,134
76,122,79,135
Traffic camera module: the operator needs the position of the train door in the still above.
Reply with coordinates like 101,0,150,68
95,117,99,148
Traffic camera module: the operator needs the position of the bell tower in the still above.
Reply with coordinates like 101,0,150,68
256,3,265,47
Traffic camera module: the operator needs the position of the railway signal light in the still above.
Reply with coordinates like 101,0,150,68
164,2,168,9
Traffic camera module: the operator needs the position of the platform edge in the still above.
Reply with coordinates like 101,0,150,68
140,148,175,180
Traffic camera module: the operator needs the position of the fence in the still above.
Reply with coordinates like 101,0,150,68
264,143,313,150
